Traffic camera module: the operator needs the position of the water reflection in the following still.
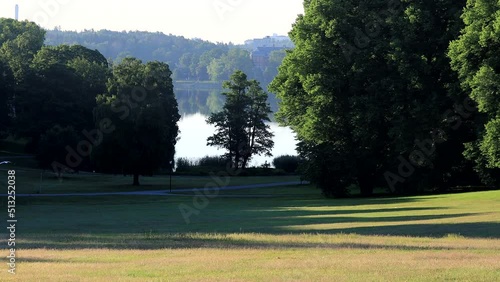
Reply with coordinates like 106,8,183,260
176,89,223,116
176,113,297,167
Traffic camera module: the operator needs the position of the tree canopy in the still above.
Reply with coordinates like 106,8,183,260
270,0,488,197
449,0,500,183
1,19,181,183
2,8,500,197
207,70,274,170
13,44,109,153
93,58,180,185
45,29,281,84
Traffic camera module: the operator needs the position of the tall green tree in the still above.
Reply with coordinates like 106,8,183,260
449,0,500,182
93,58,180,185
270,0,470,197
382,0,475,193
207,70,274,169
0,19,45,81
14,45,109,152
0,19,45,139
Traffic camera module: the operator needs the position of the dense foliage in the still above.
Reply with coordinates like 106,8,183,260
449,0,500,185
273,155,300,173
93,58,180,185
0,19,180,185
45,29,288,115
45,29,281,85
270,0,498,197
207,71,274,170
2,0,500,196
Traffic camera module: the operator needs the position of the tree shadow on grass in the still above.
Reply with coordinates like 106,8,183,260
278,195,436,207
189,212,478,232
243,206,446,217
246,213,478,225
181,213,490,239
10,213,498,251
280,222,500,239
17,257,66,263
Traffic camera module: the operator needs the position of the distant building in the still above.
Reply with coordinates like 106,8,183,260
245,35,294,70
244,34,294,50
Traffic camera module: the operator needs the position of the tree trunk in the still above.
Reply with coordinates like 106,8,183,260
133,173,140,186
235,150,240,170
241,125,256,170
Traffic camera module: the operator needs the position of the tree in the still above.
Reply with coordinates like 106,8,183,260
273,155,300,173
13,45,109,152
37,125,79,174
0,59,13,138
263,49,287,85
207,70,274,169
207,49,254,81
0,19,45,139
93,58,180,186
270,0,471,197
0,19,45,81
449,0,500,183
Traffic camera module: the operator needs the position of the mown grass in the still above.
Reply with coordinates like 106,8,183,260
0,165,300,194
0,168,499,281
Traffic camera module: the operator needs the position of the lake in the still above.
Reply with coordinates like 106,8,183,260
176,113,298,167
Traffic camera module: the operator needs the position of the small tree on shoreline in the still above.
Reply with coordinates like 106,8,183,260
207,70,274,169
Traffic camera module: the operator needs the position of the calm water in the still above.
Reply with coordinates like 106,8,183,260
176,113,297,167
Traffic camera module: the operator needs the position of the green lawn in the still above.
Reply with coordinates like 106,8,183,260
3,166,300,194
0,168,499,281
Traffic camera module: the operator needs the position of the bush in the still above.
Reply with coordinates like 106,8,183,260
175,157,196,172
238,167,286,176
175,156,227,173
273,155,301,173
198,156,227,168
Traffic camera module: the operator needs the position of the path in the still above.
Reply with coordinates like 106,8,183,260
10,181,304,197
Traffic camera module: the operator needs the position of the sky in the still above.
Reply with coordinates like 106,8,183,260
0,0,304,44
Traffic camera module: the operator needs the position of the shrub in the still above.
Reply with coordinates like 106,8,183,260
239,167,286,176
198,155,227,168
175,157,196,172
273,155,301,173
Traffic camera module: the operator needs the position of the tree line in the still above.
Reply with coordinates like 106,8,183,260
45,29,286,86
0,18,275,185
270,0,500,197
4,0,499,197
0,19,179,185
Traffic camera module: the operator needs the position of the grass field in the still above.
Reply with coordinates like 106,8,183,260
0,168,499,281
1,166,300,194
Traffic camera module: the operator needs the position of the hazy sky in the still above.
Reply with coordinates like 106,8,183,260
0,0,304,44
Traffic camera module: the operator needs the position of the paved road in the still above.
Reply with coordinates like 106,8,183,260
9,181,305,197
0,152,34,160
